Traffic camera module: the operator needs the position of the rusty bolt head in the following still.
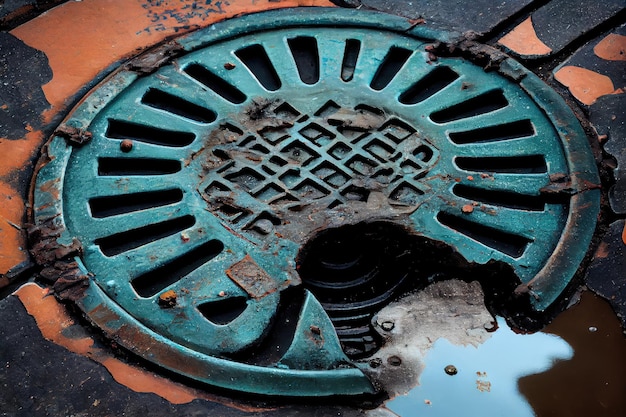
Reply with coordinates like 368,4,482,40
445,364,458,375
224,62,236,70
462,204,474,214
120,139,134,152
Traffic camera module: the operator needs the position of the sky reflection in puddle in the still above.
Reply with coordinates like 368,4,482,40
386,317,573,416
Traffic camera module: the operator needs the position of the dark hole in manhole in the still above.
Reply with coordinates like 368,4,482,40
297,221,538,359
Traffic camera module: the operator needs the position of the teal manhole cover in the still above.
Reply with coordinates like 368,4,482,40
30,8,600,397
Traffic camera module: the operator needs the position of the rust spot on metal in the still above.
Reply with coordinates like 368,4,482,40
224,62,236,70
226,254,277,299
461,204,474,214
158,290,177,308
407,17,425,27
27,218,87,301
54,124,92,146
127,40,185,75
38,178,60,200
428,38,509,72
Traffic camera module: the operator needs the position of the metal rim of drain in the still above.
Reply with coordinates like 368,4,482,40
30,8,601,397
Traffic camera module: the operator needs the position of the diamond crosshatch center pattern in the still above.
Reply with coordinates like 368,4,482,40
202,100,439,227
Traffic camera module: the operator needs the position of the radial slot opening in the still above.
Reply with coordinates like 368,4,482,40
184,64,247,104
198,297,248,325
106,120,195,147
455,155,547,174
287,36,319,85
453,184,546,211
341,39,361,82
235,44,281,91
449,119,535,144
399,66,459,104
131,239,225,298
430,90,508,123
89,189,184,218
437,212,531,258
370,46,412,91
141,88,217,123
97,158,182,176
95,215,195,257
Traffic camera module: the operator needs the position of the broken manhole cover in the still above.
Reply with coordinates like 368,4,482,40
30,8,600,397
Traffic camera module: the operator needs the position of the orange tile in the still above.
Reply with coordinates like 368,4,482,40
594,33,626,61
554,66,623,105
498,17,552,56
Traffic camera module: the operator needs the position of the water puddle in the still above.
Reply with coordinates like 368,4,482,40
380,292,626,416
